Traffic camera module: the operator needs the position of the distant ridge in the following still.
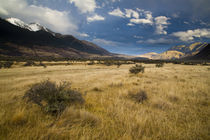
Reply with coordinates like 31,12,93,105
138,42,209,60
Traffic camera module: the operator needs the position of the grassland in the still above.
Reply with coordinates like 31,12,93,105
0,62,209,140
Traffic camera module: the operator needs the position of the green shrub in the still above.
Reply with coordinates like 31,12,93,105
23,80,84,115
128,90,148,103
129,64,145,74
156,63,164,67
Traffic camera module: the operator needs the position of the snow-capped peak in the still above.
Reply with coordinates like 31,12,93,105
6,18,31,30
6,17,47,32
28,23,43,32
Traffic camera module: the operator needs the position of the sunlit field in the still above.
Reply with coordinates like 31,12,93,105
0,62,209,140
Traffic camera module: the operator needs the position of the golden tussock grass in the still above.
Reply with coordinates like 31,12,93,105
0,63,209,140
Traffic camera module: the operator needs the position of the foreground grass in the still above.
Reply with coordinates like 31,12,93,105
0,63,209,140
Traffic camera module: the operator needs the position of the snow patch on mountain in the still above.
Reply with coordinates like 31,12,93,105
6,17,49,32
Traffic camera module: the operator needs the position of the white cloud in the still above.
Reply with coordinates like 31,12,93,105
172,28,210,41
93,38,120,46
79,33,89,37
69,0,96,13
110,0,121,2
108,8,125,18
108,7,170,35
127,23,135,26
155,16,170,35
87,14,105,22
130,18,153,25
137,38,174,45
125,9,139,19
0,0,78,34
129,10,153,25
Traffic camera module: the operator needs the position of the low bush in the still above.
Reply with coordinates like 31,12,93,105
129,64,145,74
23,61,35,66
128,90,148,103
4,61,14,68
156,63,164,67
23,80,84,115
92,87,103,92
0,61,14,68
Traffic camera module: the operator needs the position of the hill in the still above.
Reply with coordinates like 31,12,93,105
184,44,210,60
139,42,209,60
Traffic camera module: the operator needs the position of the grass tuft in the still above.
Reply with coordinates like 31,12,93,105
127,90,148,103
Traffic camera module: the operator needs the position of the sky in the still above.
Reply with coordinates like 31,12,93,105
0,0,210,55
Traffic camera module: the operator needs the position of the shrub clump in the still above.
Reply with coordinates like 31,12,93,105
23,61,36,66
129,64,145,74
0,61,14,68
128,90,148,103
23,80,84,115
156,63,164,67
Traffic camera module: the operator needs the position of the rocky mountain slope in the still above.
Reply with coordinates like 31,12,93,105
139,42,208,60
184,44,210,60
0,17,111,58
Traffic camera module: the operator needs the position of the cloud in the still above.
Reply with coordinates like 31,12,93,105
127,23,135,26
108,8,125,18
108,8,170,35
78,33,89,37
69,0,96,13
137,38,174,45
87,14,105,22
110,0,121,2
155,16,170,35
129,10,153,25
125,9,139,19
172,28,210,41
92,38,121,46
0,0,78,34
130,18,153,25
109,8,153,25
134,35,143,39
172,13,179,18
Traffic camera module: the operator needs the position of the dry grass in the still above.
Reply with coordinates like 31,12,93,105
0,63,209,140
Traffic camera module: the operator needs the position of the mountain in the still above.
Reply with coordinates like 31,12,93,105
152,51,185,60
168,42,208,56
0,17,111,58
138,52,158,59
184,44,210,60
139,42,208,60
6,18,50,32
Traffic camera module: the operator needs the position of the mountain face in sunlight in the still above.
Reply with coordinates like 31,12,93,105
139,42,209,60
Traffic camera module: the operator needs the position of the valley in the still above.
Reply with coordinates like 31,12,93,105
0,62,209,139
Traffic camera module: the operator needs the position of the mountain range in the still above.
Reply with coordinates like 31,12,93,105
0,17,209,61
0,17,112,58
139,42,209,60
